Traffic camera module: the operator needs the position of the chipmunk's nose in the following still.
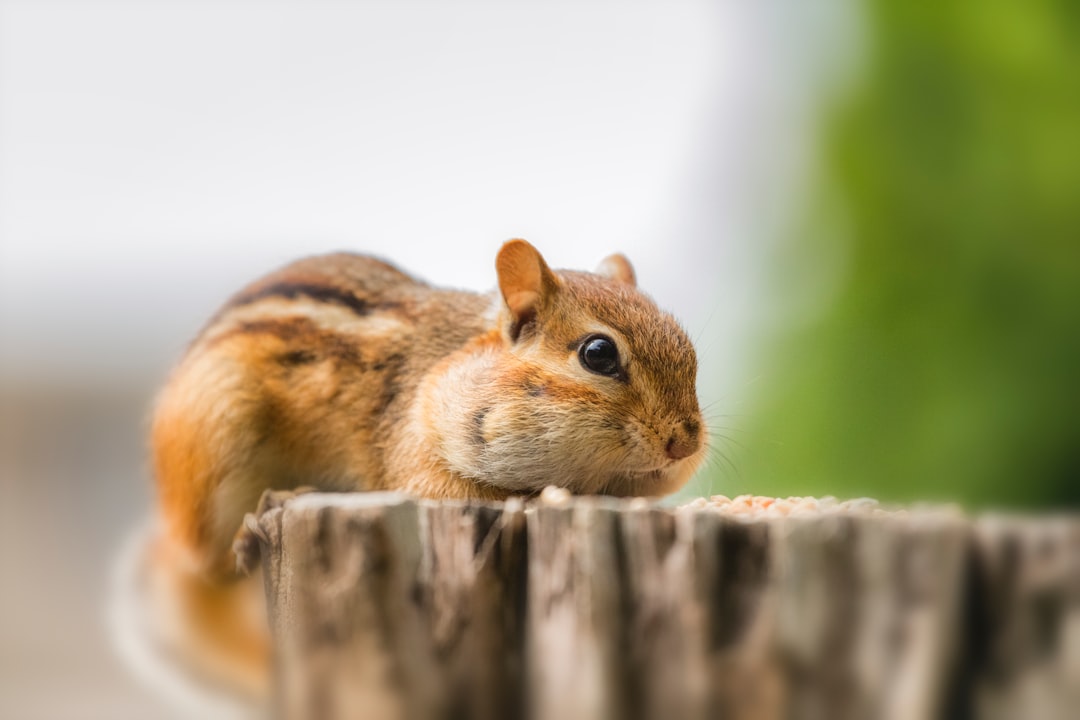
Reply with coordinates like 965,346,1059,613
665,419,702,461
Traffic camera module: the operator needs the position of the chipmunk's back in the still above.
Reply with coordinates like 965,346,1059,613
153,252,493,576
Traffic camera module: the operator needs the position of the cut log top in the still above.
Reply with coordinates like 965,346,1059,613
252,492,1080,720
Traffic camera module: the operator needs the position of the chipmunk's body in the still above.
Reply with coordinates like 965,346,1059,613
130,241,705,710
153,253,503,582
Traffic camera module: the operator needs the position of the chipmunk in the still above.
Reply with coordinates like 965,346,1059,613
118,240,705,712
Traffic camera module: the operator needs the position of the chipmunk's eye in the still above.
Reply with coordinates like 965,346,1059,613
579,335,621,378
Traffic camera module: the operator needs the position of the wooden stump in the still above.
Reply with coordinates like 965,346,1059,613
253,494,1079,720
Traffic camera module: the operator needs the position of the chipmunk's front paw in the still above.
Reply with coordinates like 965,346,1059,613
232,487,318,575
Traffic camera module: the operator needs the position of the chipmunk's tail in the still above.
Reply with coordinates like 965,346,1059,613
108,519,270,719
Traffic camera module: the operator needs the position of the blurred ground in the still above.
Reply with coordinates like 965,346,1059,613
0,382,162,718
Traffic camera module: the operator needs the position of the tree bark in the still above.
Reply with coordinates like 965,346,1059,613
255,495,1079,720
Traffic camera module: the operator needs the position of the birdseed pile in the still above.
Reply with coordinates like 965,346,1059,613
678,494,887,518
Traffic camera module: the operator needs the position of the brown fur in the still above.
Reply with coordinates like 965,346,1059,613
143,240,705,704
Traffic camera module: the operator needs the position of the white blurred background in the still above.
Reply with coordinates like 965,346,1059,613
0,1,850,716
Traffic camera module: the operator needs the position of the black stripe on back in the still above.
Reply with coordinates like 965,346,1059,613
229,282,373,317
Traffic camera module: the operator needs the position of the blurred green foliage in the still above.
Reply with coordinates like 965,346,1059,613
725,1,1080,507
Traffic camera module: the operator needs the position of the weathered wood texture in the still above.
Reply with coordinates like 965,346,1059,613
255,494,1079,720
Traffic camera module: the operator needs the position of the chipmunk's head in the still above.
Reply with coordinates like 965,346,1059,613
433,239,705,497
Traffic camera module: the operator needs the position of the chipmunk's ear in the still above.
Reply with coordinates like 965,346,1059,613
595,253,636,287
496,239,560,339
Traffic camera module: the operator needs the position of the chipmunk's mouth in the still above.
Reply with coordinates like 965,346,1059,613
626,458,679,476
626,467,664,478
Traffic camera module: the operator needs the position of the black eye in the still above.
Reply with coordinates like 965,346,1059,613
579,335,621,378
